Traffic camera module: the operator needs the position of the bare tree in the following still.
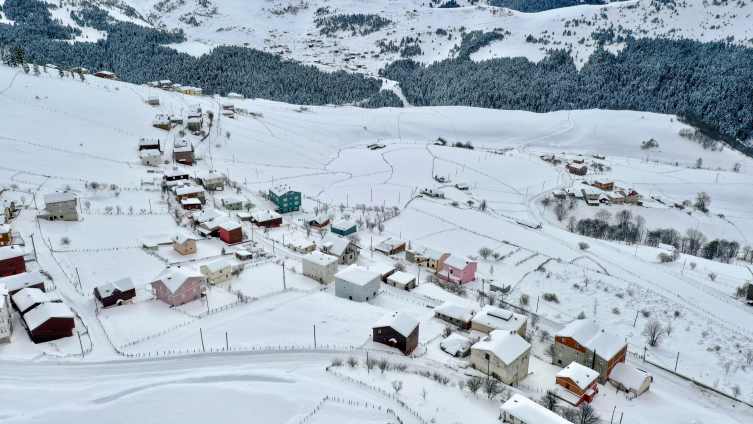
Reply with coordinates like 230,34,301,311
641,320,666,347
731,384,741,398
478,247,493,259
466,377,483,394
347,356,358,367
560,407,578,422
744,349,753,365
377,358,390,373
595,209,612,224
346,233,361,245
684,228,707,255
722,360,733,378
708,272,717,282
480,199,488,211
391,380,403,394
541,197,552,210
664,322,673,336
554,203,568,222
518,293,530,308
567,216,576,232
576,402,601,424
538,390,559,411
694,192,711,213
365,356,377,370
378,222,385,234
421,387,428,399
483,378,503,400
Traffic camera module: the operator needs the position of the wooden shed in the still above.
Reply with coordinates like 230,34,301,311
23,302,75,343
372,311,419,356
219,221,243,244
94,277,136,308
0,246,26,277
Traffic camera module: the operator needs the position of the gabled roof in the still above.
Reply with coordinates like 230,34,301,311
181,198,201,205
139,139,160,146
367,262,396,277
409,245,445,261
0,246,24,261
471,330,531,365
440,333,471,356
176,186,204,196
310,214,329,224
585,331,627,360
335,264,380,287
219,221,242,231
0,224,9,235
95,277,135,298
434,301,474,322
251,210,282,222
12,288,50,312
556,319,601,345
289,238,315,250
302,251,338,266
43,191,75,204
387,271,416,286
220,196,243,204
151,267,204,293
172,232,196,245
443,255,474,270
375,238,406,251
556,320,626,359
202,258,231,273
608,363,651,391
500,394,571,424
140,149,161,158
373,311,419,338
165,169,189,177
193,208,224,223
320,233,357,256
197,171,224,180
23,302,74,331
331,221,357,231
269,184,298,197
556,362,599,391
0,270,44,292
202,216,231,230
472,305,527,332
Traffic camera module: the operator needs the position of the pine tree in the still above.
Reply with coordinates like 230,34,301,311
41,62,48,73
23,62,30,74
33,63,41,76
57,61,65,78
78,67,85,81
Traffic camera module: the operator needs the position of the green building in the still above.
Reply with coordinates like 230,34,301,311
269,184,301,214
220,196,243,210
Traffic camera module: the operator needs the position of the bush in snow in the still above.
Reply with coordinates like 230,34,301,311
640,138,659,149
391,380,403,393
576,311,587,319
612,307,620,314
708,272,717,281
60,236,71,245
347,356,358,367
466,377,483,394
365,356,377,370
330,357,344,367
392,363,408,372
478,247,493,259
442,324,454,338
578,242,589,250
377,358,390,373
542,293,559,303
518,293,530,308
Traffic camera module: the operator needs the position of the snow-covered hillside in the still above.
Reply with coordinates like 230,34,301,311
2,64,753,423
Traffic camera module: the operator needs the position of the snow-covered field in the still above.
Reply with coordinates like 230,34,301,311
2,63,753,423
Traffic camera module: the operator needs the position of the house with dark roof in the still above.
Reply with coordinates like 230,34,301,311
94,277,136,308
372,311,419,355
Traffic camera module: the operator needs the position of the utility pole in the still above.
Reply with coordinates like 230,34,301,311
75,268,82,289
643,346,647,364
536,296,540,313
200,328,205,351
226,332,229,350
633,310,639,327
77,331,84,356
314,325,317,348
675,352,679,372
282,262,286,290
366,351,369,373
610,406,616,424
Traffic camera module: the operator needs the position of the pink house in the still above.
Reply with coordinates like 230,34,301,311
150,267,207,306
438,255,477,284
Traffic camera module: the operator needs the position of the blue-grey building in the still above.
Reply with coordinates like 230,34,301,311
269,184,301,214
334,265,381,302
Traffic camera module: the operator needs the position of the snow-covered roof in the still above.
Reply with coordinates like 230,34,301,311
557,362,599,391
0,246,24,261
586,331,627,360
310,214,329,224
0,270,43,292
159,79,171,84
581,186,601,195
197,171,224,180
181,198,202,205
251,210,282,222
12,288,50,312
219,221,242,231
387,271,416,285
235,250,251,256
165,169,188,177
148,95,159,101
289,238,315,250
409,245,445,261
367,262,396,276
139,139,160,146
140,234,173,248
335,264,380,287
193,208,224,223
140,149,161,158
373,311,419,338
556,320,625,358
657,243,675,251
500,394,571,424
440,333,471,356
203,258,231,273
176,186,204,196
220,196,243,204
302,251,338,266
23,302,74,331
443,255,473,270
97,71,115,76
320,234,357,256
152,267,204,293
186,118,201,124
556,319,601,345
270,184,297,197
95,277,135,297
331,221,357,231
608,363,651,391
455,183,469,189
202,216,231,230
472,330,531,365
375,238,405,251
43,191,75,204
172,232,196,245
434,301,474,322
0,224,9,234
472,305,527,332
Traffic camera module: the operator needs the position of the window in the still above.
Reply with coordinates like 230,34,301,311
562,338,566,342
575,344,580,348
600,360,603,365
193,281,196,285
575,352,579,356
589,355,593,360
378,329,381,333
168,296,172,300
68,201,75,205
193,288,196,293
485,353,490,360
182,294,185,299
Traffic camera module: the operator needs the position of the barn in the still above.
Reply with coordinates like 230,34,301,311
0,246,25,277
0,270,45,295
94,277,136,308
23,302,75,343
372,311,419,356
11,287,50,314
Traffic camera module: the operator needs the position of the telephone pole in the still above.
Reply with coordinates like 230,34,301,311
200,328,205,351
314,325,317,348
77,331,85,356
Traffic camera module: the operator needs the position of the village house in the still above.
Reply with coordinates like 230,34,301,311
372,310,419,355
553,362,600,406
39,191,78,221
187,117,202,132
221,110,235,119
406,245,450,270
455,183,469,190
421,188,445,198
367,262,396,282
309,214,330,227
12,287,52,314
374,238,407,256
386,271,417,290
140,149,162,166
0,270,44,295
607,363,652,397
94,277,136,308
0,283,11,344
181,198,202,211
93,70,116,79
196,171,225,191
434,301,474,329
552,320,628,384
171,116,184,125
607,189,643,206
68,67,88,74
158,80,172,88
0,225,10,247
1,200,15,222
219,221,243,244
334,264,380,302
302,251,338,284
199,216,231,238
288,239,316,254
174,146,195,165
172,232,197,256
222,102,234,111
164,169,189,183
499,394,571,424
200,258,232,285
150,267,207,306
580,186,602,207
331,221,357,236
189,103,202,113
227,92,244,99
235,250,253,261
250,210,282,228
138,139,161,151
152,115,171,131
268,184,301,214
471,330,531,385
320,233,360,265
148,96,160,106
175,186,206,204
440,333,472,357
23,302,75,343
219,196,243,210
593,181,614,191
566,164,588,176
0,246,26,277
192,208,224,224
471,305,527,337
439,255,477,284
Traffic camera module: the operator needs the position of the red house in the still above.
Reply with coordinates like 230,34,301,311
94,277,136,308
23,302,75,343
0,246,25,277
566,164,587,176
181,198,202,210
150,267,206,307
0,270,45,295
372,311,419,356
554,362,599,406
250,210,282,228
219,221,243,244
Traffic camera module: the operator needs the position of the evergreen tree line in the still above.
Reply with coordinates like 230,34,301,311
0,0,383,105
314,13,392,37
487,0,624,13
381,34,753,151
